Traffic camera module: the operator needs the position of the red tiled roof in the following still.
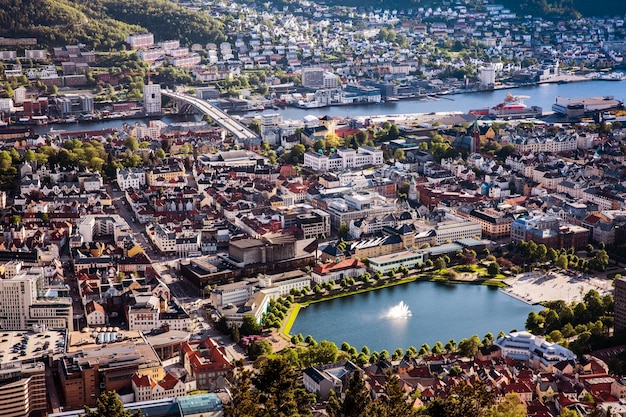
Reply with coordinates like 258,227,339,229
158,373,180,390
132,373,155,388
313,258,365,275
85,301,104,315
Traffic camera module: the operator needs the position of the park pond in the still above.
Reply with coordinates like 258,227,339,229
290,281,541,353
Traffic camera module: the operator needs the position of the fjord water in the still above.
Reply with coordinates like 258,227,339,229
34,79,626,136
273,78,626,120
290,281,540,353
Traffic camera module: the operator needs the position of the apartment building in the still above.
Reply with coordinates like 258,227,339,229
146,161,186,187
0,362,46,417
467,207,516,240
0,267,73,331
616,277,626,333
126,33,155,49
276,204,331,239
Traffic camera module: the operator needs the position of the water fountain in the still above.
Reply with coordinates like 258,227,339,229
386,301,412,318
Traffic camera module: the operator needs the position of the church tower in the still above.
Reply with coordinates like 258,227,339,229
408,176,418,202
470,120,481,154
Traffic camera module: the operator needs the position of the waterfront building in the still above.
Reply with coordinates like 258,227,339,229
210,281,254,308
479,64,496,88
301,67,325,89
311,258,366,283
143,83,162,115
367,250,426,274
495,331,576,371
552,96,624,119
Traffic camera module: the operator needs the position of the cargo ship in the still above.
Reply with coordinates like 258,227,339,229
469,94,543,119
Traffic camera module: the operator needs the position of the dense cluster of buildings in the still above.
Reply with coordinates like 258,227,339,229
301,331,626,416
2,1,626,415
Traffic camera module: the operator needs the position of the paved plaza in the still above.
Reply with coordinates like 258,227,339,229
502,270,614,305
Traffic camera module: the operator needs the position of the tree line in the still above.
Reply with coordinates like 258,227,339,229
526,289,614,355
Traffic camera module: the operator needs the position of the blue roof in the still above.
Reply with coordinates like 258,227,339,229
177,394,223,416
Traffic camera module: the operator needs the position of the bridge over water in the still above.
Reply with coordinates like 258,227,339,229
161,90,259,143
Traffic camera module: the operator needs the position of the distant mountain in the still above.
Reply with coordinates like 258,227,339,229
308,0,626,18
499,0,626,19
0,0,226,50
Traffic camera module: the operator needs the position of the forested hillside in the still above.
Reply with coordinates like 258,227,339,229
292,0,626,19
0,0,226,50
499,0,626,19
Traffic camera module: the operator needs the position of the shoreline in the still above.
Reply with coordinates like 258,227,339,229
279,268,614,341
280,273,508,339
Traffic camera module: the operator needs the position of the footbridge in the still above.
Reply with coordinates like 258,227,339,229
161,90,259,142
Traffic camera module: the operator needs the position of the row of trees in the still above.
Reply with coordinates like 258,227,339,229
515,240,610,272
526,290,614,354
280,330,507,372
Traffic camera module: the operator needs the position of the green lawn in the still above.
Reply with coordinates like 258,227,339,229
281,303,301,338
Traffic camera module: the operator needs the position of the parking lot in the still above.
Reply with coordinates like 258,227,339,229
0,330,66,363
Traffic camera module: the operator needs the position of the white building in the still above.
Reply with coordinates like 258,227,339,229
4,261,23,279
127,295,160,332
367,250,426,274
0,267,73,331
117,168,146,191
77,215,131,243
147,224,201,257
143,83,162,115
478,64,496,88
85,300,106,326
303,146,383,172
0,98,14,113
257,270,311,299
495,331,576,371
210,281,254,308
132,373,187,402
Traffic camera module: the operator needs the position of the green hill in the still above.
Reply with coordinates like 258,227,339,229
0,0,226,50
499,0,626,19
284,0,626,19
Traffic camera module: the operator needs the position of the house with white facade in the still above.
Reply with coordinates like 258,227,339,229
117,168,146,191
132,372,187,402
85,300,106,326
